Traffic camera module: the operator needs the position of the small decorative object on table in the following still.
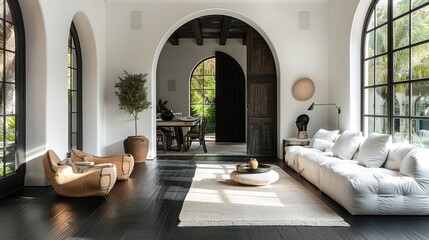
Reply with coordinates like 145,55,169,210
248,158,259,169
235,158,271,173
295,114,309,139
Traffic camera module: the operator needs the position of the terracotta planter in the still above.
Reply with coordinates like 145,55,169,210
123,136,149,163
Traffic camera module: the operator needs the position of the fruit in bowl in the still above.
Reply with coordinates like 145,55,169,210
248,158,259,169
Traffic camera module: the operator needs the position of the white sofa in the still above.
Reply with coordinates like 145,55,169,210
285,129,429,215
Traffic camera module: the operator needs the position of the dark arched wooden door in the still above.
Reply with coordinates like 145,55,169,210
215,51,246,142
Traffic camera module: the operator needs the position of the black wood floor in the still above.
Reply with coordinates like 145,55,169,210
1,156,429,240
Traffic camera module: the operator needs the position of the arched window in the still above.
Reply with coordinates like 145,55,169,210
362,0,429,147
190,57,215,133
68,22,82,152
0,0,25,182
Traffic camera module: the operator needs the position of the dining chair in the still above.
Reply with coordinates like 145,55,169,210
185,116,207,153
157,127,174,151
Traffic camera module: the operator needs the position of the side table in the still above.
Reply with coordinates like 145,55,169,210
283,137,310,160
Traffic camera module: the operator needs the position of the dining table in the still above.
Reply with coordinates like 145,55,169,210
156,117,200,151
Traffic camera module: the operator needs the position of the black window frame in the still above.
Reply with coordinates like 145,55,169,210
67,22,82,153
362,0,429,147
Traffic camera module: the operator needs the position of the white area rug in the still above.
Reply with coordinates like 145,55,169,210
178,164,349,227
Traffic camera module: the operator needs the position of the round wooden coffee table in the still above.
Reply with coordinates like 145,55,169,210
230,169,279,186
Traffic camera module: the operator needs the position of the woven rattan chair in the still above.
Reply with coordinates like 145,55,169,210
42,149,117,197
185,116,207,153
70,148,134,180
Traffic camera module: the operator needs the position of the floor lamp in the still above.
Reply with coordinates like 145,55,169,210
308,102,341,130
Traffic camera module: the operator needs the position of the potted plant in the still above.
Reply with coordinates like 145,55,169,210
114,71,151,163
156,98,174,121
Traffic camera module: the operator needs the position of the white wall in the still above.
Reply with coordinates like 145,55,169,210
327,0,360,132
157,38,246,117
18,0,367,186
105,1,333,158
21,0,106,186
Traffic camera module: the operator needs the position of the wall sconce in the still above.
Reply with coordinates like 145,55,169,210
308,102,341,130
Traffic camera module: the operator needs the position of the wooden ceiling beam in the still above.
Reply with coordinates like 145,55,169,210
192,19,203,45
220,16,232,45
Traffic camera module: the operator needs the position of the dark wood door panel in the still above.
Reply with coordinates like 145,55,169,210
246,28,277,156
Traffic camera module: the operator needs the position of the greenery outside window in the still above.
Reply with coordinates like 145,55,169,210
190,57,215,133
363,0,429,148
68,22,82,152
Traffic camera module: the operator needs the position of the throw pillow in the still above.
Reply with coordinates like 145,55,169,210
309,129,339,147
384,142,417,170
331,130,362,160
312,138,335,152
357,133,392,168
399,149,429,178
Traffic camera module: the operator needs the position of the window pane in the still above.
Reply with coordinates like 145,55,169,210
203,58,215,75
194,64,203,75
375,117,389,133
191,77,204,89
190,90,204,105
364,117,375,136
411,5,429,44
365,31,375,58
393,49,410,82
72,91,77,112
0,21,3,47
394,83,410,116
0,50,3,81
0,0,4,20
376,0,388,26
204,90,215,104
393,118,410,142
375,55,388,84
376,25,388,54
5,51,15,82
5,116,15,141
394,0,410,17
367,11,375,31
72,113,77,132
364,59,375,86
5,1,11,22
72,69,77,90
364,88,375,114
5,23,14,51
413,119,429,147
204,76,215,89
72,48,77,68
393,15,409,49
412,81,429,116
375,86,388,115
411,43,429,79
0,83,3,115
5,83,15,115
412,0,429,9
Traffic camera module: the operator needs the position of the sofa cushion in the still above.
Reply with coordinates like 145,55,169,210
357,133,392,168
400,148,429,179
312,138,335,152
309,129,339,147
385,143,417,170
331,130,361,160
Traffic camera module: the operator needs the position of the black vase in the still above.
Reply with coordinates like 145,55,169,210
161,110,174,121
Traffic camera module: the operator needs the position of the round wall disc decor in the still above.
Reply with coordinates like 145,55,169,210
292,78,315,101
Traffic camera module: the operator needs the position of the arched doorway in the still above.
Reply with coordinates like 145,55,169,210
156,14,277,156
